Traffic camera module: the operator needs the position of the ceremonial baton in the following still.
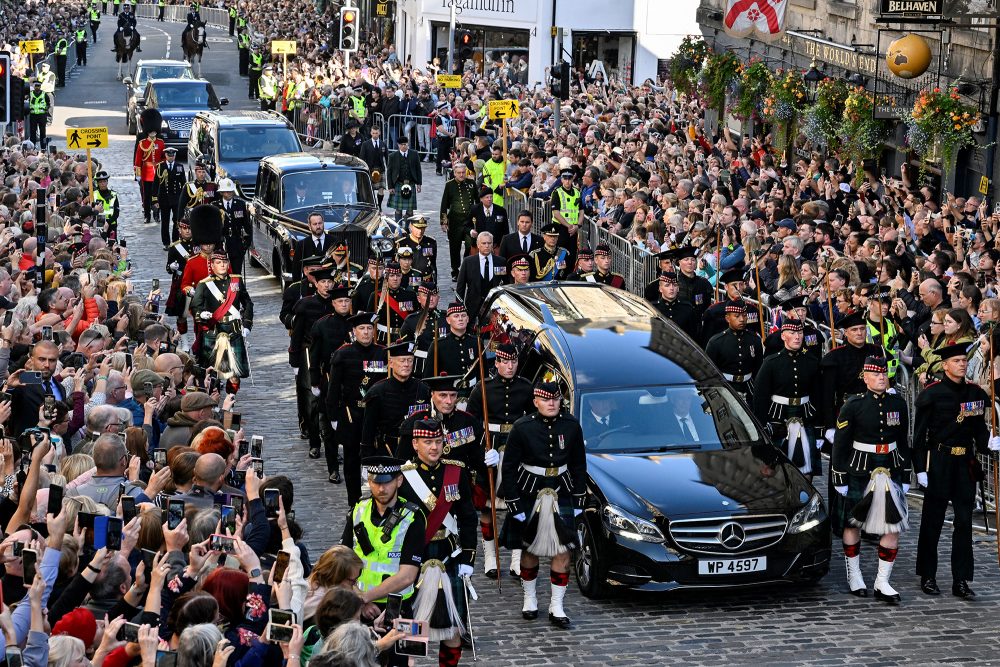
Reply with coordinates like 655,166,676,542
990,324,1000,562
475,331,502,595
462,575,478,662
824,256,837,349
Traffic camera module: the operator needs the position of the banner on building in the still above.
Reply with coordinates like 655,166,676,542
723,0,787,42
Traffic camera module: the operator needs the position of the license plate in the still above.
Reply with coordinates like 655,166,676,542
698,556,766,575
178,130,189,139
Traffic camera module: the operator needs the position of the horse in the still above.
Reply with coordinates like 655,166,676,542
182,22,207,78
113,26,139,80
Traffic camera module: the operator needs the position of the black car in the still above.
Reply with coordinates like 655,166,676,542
478,282,831,598
123,59,194,134
248,152,405,287
133,78,229,153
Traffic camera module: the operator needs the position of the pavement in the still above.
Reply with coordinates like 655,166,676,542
46,18,1000,665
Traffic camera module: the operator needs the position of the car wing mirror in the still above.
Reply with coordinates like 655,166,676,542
220,98,230,106
122,76,133,86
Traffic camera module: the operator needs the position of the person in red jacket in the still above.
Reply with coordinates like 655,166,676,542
134,109,165,225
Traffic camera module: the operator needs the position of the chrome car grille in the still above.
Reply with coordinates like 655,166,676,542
668,514,788,555
165,117,192,132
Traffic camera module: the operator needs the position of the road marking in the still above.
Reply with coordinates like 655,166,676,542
207,37,231,43
144,24,172,59
83,100,108,105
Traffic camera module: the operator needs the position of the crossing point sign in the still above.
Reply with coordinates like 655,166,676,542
488,99,520,120
19,40,45,54
271,41,297,55
66,127,109,149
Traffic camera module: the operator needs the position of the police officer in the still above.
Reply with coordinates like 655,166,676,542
361,340,430,459
400,282,447,378
481,143,506,208
347,86,368,125
228,1,237,35
650,271,697,339
530,224,571,282
190,250,254,380
165,217,195,334
500,381,586,628
396,215,438,282
439,162,478,280
705,299,763,402
914,342,999,599
237,29,250,76
116,3,140,52
54,34,69,85
398,419,477,666
91,170,120,238
177,160,218,219
289,269,336,458
435,302,480,378
467,342,533,579
820,311,884,447
366,262,417,345
156,146,187,249
213,179,251,274
395,246,424,290
832,356,910,604
550,168,582,263
866,287,904,383
89,3,101,42
343,455,424,667
75,25,88,66
258,65,279,111
248,45,263,100
701,268,761,344
27,81,49,149
158,0,166,21
753,319,822,478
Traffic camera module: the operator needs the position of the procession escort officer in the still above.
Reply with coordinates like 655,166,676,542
663,246,713,321
54,33,69,86
766,295,826,361
27,80,49,150
400,282,448,378
91,170,120,238
328,312,388,499
650,271,697,340
343,455,423,667
396,215,439,282
387,135,422,223
440,162,478,280
177,160,218,220
530,224,571,282
500,381,587,629
280,256,324,439
366,261,417,345
753,318,823,478
164,217,195,334
399,418,477,667
435,302,480,378
116,2,141,51
156,146,187,249
258,65,279,112
327,242,364,287
397,375,484,477
191,248,254,380
361,339,430,459
705,299,763,403
913,342,1000,599
550,168,582,263
395,246,425,290
75,25,88,66
865,286,903,383
467,342,534,579
352,252,383,314
565,246,595,282
820,311,884,449
700,268,760,344
134,109,165,225
507,254,532,286
248,45,263,100
213,178,251,274
589,243,625,288
832,355,911,604
180,205,222,307
289,269,337,460
89,4,100,43
308,288,355,460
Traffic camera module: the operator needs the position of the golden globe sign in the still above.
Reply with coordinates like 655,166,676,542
886,33,932,79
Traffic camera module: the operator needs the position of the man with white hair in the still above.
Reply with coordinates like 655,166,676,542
456,232,505,316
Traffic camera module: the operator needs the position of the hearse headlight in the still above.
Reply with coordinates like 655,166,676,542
789,493,826,534
602,504,664,543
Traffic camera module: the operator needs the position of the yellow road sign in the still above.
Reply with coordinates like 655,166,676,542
436,74,462,88
19,40,45,54
66,127,109,150
980,175,990,195
271,40,297,55
488,99,520,120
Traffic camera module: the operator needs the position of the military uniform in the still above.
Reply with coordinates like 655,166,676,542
366,285,417,345
351,265,381,315
439,176,478,276
397,406,484,481
289,283,335,460
190,264,254,379
397,229,438,281
434,329,480,378
705,303,763,402
530,230,571,281
133,121,164,224
155,152,187,247
164,235,195,322
820,332,884,436
765,321,825,361
677,270,713,320
398,266,426,291
652,296,698,339
360,344,430,459
214,192,251,274
701,296,762,345
400,305,448,378
328,317,389,506
177,177,218,220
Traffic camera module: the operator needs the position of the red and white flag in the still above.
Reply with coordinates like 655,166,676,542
724,0,787,42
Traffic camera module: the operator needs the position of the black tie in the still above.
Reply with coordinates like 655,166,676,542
679,417,691,440
482,257,490,281
522,236,529,253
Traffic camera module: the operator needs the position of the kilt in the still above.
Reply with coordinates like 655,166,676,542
831,454,905,536
388,188,417,211
499,488,576,552
201,328,250,379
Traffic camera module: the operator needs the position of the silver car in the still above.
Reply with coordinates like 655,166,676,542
124,59,194,134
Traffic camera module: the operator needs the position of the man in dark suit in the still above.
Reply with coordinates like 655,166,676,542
470,186,509,242
155,146,186,249
9,340,64,436
386,135,422,221
456,232,506,317
213,179,252,275
359,124,388,209
581,394,616,447
663,388,716,443
293,211,337,282
497,209,541,259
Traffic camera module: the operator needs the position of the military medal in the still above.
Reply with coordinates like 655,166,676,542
444,483,460,502
558,434,565,449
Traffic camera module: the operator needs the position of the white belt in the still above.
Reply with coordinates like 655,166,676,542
853,441,897,454
723,373,752,382
522,463,567,477
377,324,388,333
488,423,512,433
771,395,810,406
414,349,428,359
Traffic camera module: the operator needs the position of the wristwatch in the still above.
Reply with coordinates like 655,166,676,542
249,567,261,579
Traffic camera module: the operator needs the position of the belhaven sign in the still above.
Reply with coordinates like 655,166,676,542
879,0,942,16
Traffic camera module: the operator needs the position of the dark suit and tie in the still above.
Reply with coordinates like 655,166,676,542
214,196,251,274
469,202,509,243
456,252,506,317
498,230,541,260
10,380,65,437
359,137,388,208
293,231,338,282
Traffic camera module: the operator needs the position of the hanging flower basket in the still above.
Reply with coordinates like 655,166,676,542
733,58,773,122
700,51,741,116
839,87,892,185
802,78,849,148
669,36,709,97
903,86,979,170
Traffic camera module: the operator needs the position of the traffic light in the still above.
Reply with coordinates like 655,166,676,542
10,76,25,122
457,30,474,59
0,53,10,125
339,6,358,52
553,61,570,101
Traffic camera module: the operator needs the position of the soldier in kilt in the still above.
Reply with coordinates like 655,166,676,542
832,356,910,604
387,135,422,221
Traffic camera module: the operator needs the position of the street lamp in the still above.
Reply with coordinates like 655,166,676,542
803,58,825,102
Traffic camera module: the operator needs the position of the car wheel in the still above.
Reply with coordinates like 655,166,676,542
274,250,287,289
575,516,610,599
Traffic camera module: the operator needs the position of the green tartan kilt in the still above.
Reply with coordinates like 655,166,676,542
831,455,905,536
388,189,417,211
201,329,250,378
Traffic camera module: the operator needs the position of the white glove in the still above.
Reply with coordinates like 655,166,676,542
917,472,928,488
310,387,321,397
902,484,910,494
824,428,835,444
457,564,473,578
330,421,338,430
198,310,212,320
834,485,848,496
168,261,179,272
573,508,583,517
512,512,526,522
989,435,1000,451
484,449,500,467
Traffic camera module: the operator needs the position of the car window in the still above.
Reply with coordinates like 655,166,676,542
137,65,193,86
580,384,761,453
280,170,374,209
219,127,300,162
153,82,219,109
265,170,280,208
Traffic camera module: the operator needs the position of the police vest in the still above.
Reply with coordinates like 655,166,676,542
352,498,418,603
866,319,900,378
76,30,86,42
114,0,120,5
238,33,249,48
55,39,68,56
229,6,236,17
237,15,246,28
350,95,367,120
29,91,47,115
159,0,165,5
481,159,505,206
554,186,581,226
93,189,118,218
250,52,262,71
258,75,277,98
90,8,99,20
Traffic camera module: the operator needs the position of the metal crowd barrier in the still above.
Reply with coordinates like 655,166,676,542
503,187,528,222
384,113,435,158
134,2,232,28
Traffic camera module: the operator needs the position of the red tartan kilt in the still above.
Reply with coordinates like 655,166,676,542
472,481,489,511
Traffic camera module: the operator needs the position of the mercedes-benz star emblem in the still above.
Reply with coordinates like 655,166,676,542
718,522,746,549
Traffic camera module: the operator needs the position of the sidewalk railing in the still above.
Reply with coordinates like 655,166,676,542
384,114,435,158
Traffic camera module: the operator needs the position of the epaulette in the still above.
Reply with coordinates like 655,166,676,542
441,459,465,468
197,276,215,284
401,500,422,516
401,461,418,471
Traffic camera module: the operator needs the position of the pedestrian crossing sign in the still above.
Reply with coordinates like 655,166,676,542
488,99,520,120
19,40,45,54
271,41,297,55
66,127,108,149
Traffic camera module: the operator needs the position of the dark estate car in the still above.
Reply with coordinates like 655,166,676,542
248,152,403,286
133,78,229,153
478,282,831,598
123,59,195,134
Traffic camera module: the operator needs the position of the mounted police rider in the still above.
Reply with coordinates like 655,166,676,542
115,0,141,52
184,2,207,47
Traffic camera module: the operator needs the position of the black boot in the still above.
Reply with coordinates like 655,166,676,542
920,577,941,595
952,580,976,599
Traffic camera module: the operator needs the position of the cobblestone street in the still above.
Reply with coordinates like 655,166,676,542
45,17,1000,665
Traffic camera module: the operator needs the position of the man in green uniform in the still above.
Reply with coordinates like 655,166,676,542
439,162,478,280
